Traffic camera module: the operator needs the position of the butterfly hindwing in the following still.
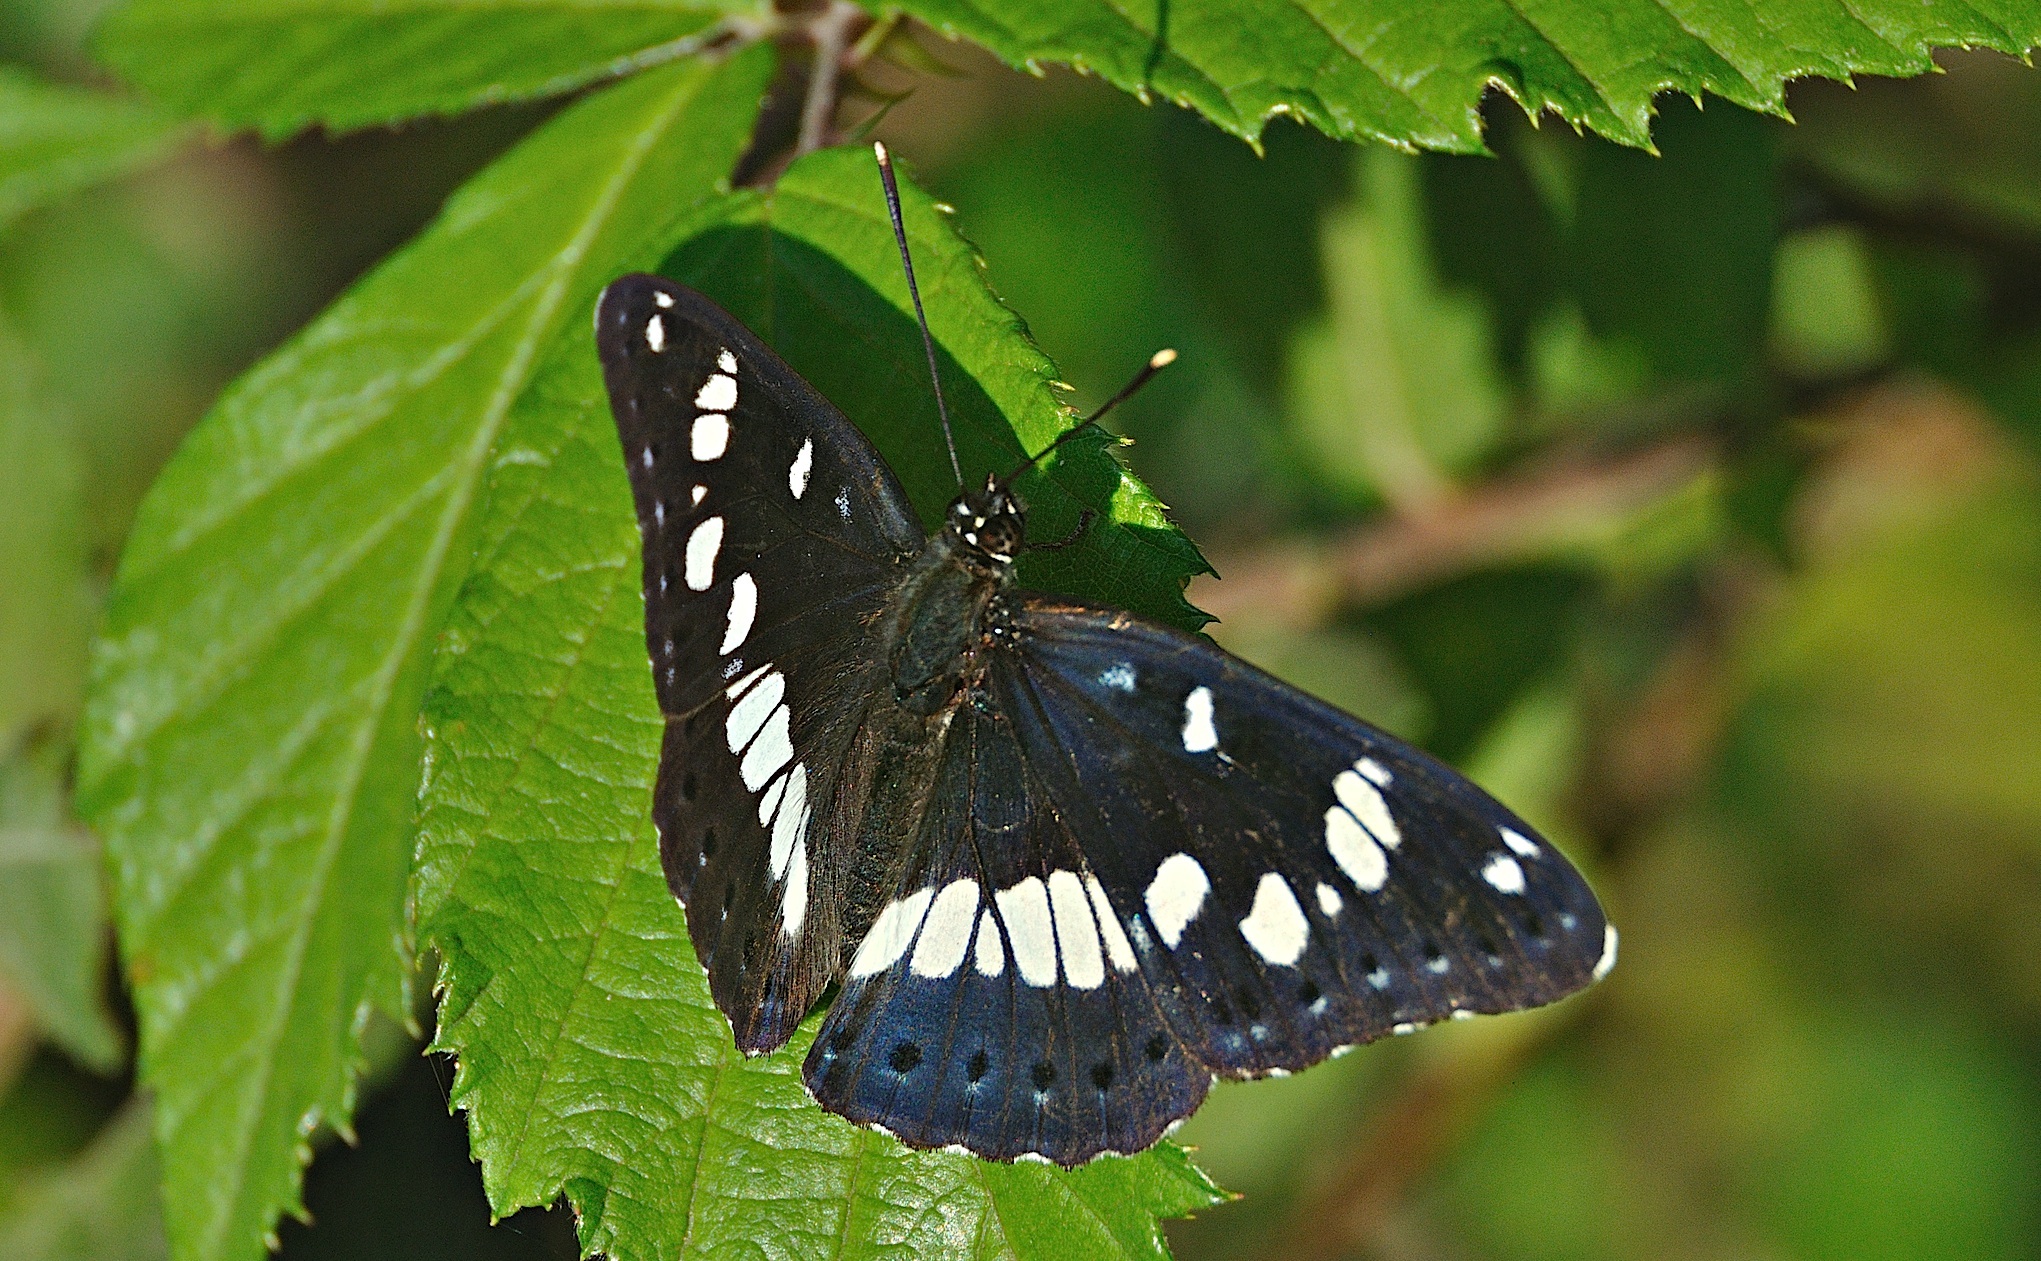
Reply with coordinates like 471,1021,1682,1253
803,699,1208,1165
597,274,924,1051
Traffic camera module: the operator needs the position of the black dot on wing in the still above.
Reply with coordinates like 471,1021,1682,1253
1211,995,1233,1026
1031,1061,1055,1091
1422,939,1442,963
1362,951,1380,973
1525,910,1546,940
699,826,715,860
889,1041,922,1074
1478,934,1498,959
967,1050,989,1082
1237,987,1261,1021
1091,1061,1115,1090
682,771,698,801
1298,979,1321,1006
1144,1034,1168,1062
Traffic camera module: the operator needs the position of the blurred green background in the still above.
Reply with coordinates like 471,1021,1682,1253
5,1,2041,1257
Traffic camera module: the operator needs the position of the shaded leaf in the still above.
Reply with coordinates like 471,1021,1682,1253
0,756,124,1073
76,47,773,1261
661,146,1212,629
0,67,186,231
414,144,1221,1261
1288,145,1503,508
93,0,757,139
0,326,93,748
0,1099,168,1261
891,0,2041,151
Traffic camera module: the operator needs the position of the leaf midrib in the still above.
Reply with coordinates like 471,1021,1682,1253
191,64,716,1259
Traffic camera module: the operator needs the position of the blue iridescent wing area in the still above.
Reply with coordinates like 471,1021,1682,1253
597,274,923,1052
803,698,1208,1165
803,594,1610,1163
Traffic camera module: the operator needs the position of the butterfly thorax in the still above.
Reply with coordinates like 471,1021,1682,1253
883,482,1022,716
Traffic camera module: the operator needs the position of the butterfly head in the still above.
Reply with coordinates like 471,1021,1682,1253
948,474,1025,564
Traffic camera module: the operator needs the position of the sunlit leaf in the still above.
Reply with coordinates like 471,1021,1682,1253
75,48,773,1261
414,144,1221,1261
890,0,2041,151
94,0,760,139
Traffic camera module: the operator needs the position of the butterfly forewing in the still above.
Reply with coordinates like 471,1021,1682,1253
598,274,923,1051
1000,597,1612,1073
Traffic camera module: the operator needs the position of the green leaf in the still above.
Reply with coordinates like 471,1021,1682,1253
414,145,1221,1260
1287,145,1504,508
0,67,186,231
0,326,93,749
0,1100,168,1261
0,756,124,1073
76,47,773,1261
887,0,2041,151
661,146,1212,629
93,0,759,139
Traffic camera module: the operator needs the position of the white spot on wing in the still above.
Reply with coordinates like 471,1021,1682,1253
645,315,666,352
717,348,736,373
641,447,653,470
724,670,783,754
1593,924,1619,981
910,879,980,978
1048,870,1105,989
756,770,788,832
995,876,1057,986
690,483,706,506
1238,873,1308,966
1334,766,1401,849
789,438,813,499
653,291,674,308
1099,662,1136,693
848,887,933,978
834,487,850,521
1085,874,1136,971
719,573,756,655
1501,827,1539,858
973,909,1004,976
1144,853,1209,948
768,765,807,879
691,413,729,460
738,705,793,791
1316,882,1343,917
1324,805,1388,892
1482,853,1526,894
684,516,722,590
695,373,737,412
1181,686,1218,753
724,663,768,699
1357,757,1392,786
780,837,807,938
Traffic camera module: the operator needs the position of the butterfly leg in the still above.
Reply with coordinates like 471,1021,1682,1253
1027,509,1096,554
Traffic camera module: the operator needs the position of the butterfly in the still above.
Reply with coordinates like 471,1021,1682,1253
593,144,1613,1168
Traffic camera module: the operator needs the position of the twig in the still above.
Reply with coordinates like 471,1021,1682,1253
796,1,868,155
1195,439,1713,624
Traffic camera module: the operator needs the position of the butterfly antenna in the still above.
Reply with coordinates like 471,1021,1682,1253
874,141,964,489
1002,347,1177,484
